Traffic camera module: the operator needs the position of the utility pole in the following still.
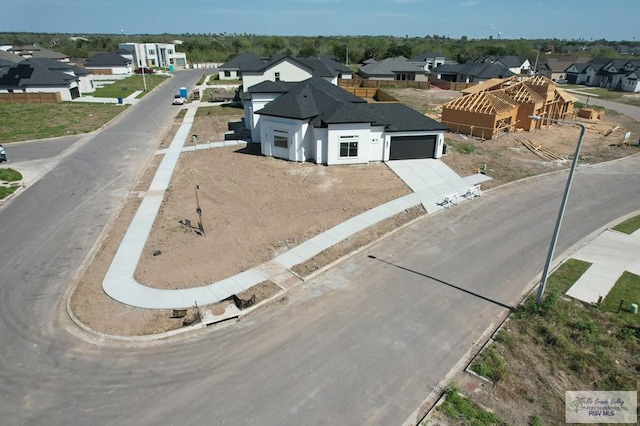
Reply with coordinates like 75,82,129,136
530,116,586,305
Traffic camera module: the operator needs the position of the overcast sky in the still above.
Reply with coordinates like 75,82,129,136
1,0,638,41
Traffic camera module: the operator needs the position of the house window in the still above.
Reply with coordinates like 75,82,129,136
168,49,173,54
339,136,359,157
274,130,288,148
148,49,155,55
275,72,281,82
224,70,231,77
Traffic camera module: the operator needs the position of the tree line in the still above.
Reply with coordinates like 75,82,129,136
1,32,636,65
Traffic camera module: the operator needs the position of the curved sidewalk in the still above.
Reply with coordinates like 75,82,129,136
102,104,485,310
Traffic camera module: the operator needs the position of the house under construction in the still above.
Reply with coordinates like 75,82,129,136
441,76,577,139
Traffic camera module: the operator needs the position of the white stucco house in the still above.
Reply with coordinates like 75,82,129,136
220,52,351,89
0,62,81,100
217,52,260,80
616,70,640,93
409,51,452,72
118,42,187,70
480,56,531,75
242,77,448,166
565,58,640,92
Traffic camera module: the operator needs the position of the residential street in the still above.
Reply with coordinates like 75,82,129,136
0,82,639,425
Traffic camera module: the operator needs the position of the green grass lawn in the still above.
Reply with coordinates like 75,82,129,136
612,214,640,234
602,271,640,324
465,257,640,424
435,386,506,426
92,74,169,98
0,168,22,182
0,103,125,143
0,185,19,199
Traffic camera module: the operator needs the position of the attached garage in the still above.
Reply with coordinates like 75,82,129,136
389,135,437,160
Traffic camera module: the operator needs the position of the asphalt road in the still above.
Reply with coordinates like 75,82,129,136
1,85,639,425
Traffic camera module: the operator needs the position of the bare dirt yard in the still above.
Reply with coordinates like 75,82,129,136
70,105,414,336
389,87,640,190
70,89,640,338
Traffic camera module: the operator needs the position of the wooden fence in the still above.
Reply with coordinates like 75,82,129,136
89,69,113,75
340,87,399,102
338,78,430,89
0,92,61,104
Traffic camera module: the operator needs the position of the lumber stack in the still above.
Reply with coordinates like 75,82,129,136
518,139,567,161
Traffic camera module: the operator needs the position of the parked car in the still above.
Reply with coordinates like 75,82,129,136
172,94,186,105
555,78,568,85
135,67,154,74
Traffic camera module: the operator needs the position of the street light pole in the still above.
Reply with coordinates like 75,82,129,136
530,115,586,305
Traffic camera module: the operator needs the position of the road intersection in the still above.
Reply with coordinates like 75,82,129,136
1,75,639,425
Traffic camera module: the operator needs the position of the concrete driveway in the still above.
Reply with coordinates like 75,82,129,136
386,159,491,212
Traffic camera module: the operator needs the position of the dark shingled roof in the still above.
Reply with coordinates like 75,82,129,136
493,56,528,68
232,53,350,78
255,77,446,132
20,57,73,72
257,77,366,124
433,62,514,79
218,52,261,70
239,53,304,72
0,63,74,88
85,52,131,67
365,103,448,132
359,57,424,77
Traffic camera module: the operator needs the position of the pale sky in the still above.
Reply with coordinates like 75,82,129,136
1,0,638,41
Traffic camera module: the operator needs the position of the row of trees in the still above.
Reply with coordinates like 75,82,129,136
1,32,636,66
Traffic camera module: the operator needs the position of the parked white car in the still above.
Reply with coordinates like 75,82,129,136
172,94,186,105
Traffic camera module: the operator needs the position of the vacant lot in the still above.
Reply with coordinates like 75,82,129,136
0,103,125,143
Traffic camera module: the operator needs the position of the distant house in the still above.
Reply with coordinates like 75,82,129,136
479,56,531,75
0,41,12,51
0,62,81,100
84,52,132,75
564,62,594,85
0,50,21,75
9,45,69,62
598,59,640,90
564,57,640,91
19,57,94,94
357,57,427,81
230,53,350,89
242,77,448,165
217,52,261,80
432,62,515,83
409,51,455,72
538,57,589,81
618,70,640,93
118,42,188,70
